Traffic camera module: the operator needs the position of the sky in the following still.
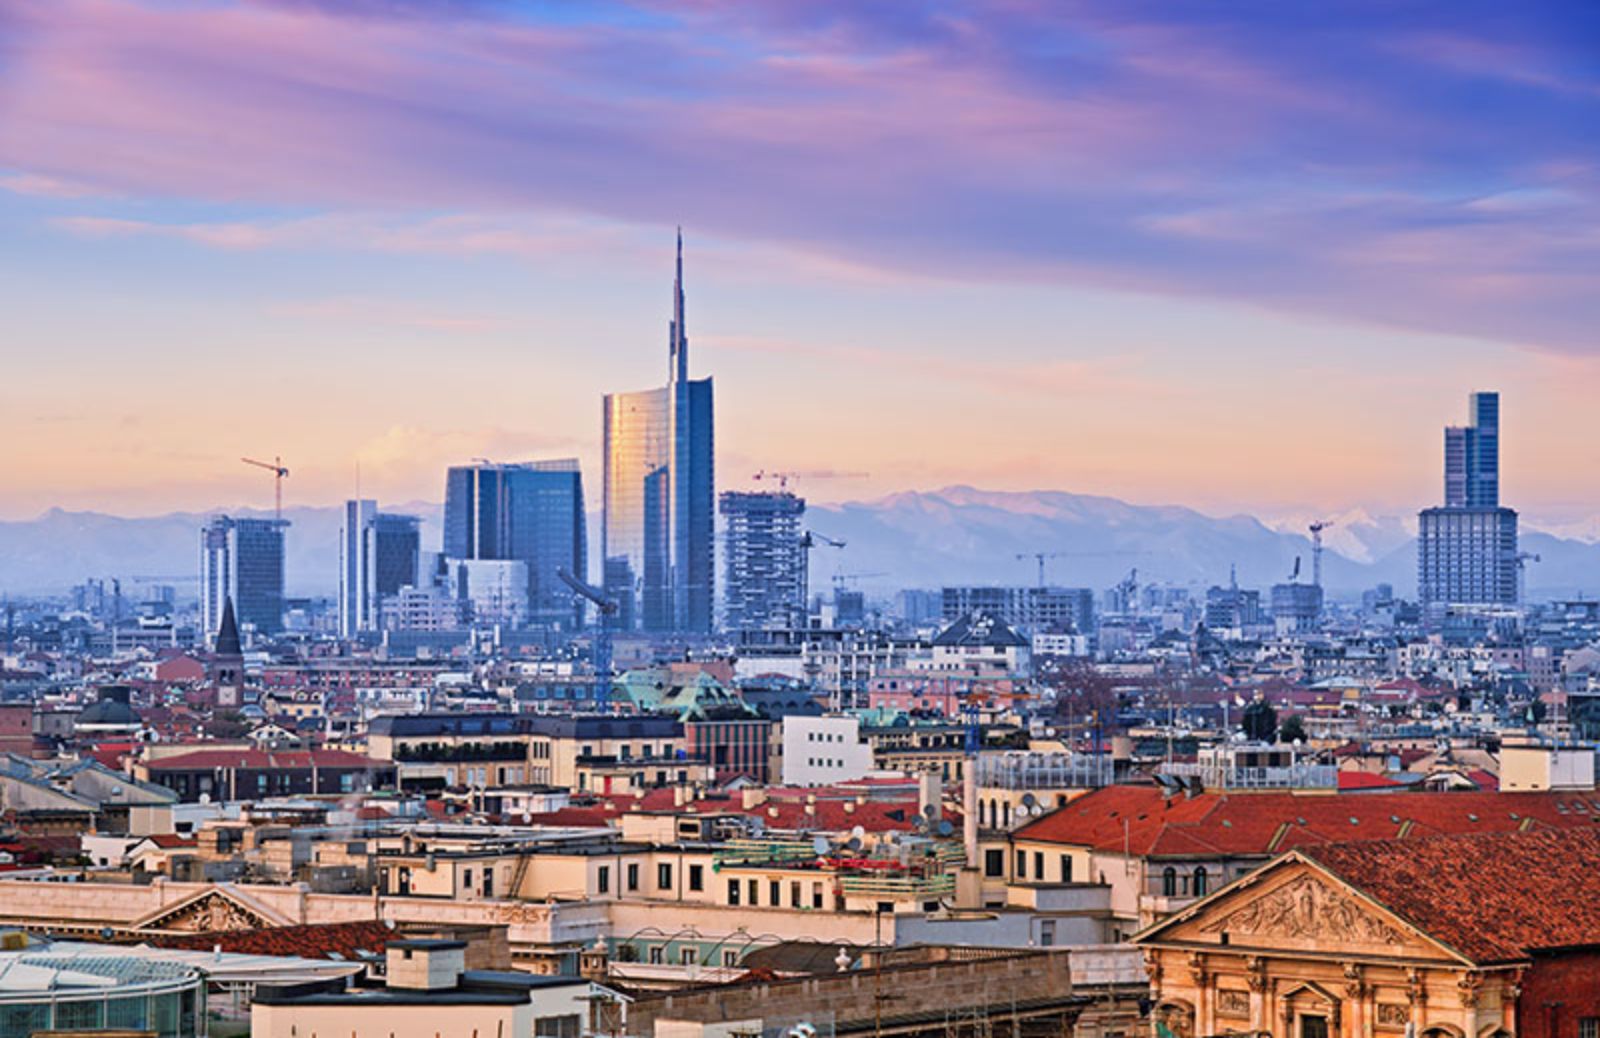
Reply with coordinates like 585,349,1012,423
1,0,1598,526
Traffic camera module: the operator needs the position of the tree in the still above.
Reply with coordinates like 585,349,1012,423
1241,699,1277,742
1277,714,1307,745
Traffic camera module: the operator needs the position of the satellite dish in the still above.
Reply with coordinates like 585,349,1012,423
851,825,866,841
812,835,831,855
1021,792,1037,809
922,804,938,819
846,837,862,851
937,820,954,837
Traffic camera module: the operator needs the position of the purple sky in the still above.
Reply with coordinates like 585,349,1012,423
1,0,1597,522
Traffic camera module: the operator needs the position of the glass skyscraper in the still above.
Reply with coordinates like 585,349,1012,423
199,515,288,641
1443,391,1499,508
339,500,421,638
442,460,587,630
1421,391,1518,606
603,232,715,633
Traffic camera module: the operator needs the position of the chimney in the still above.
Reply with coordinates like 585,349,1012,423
963,765,978,869
385,939,466,992
918,770,941,824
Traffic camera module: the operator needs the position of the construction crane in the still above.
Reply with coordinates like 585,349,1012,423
832,572,888,588
1515,552,1542,604
1114,568,1139,612
557,568,618,709
753,469,869,492
241,456,290,520
1015,549,1144,588
1308,520,1335,589
800,531,846,551
1287,556,1302,583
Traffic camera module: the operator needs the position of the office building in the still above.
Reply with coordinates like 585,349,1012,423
1444,391,1499,508
339,500,421,638
1269,582,1323,634
199,515,288,642
442,460,587,629
1420,392,1519,606
450,559,531,628
1418,507,1519,605
602,231,715,633
720,490,807,631
940,586,1095,634
1204,584,1262,631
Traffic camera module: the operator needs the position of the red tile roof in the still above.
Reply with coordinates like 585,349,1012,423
1305,827,1600,964
1013,784,1600,858
143,748,382,771
147,920,395,960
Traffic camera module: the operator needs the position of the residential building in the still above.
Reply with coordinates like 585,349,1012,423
253,938,611,1038
780,715,874,786
603,231,714,633
720,490,806,632
199,515,289,640
443,460,588,630
941,586,1095,635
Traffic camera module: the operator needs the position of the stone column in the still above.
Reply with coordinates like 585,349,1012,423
1248,957,1270,1036
1342,964,1366,1038
1189,953,1212,1038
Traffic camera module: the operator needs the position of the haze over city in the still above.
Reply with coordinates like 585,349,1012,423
3,1,1598,525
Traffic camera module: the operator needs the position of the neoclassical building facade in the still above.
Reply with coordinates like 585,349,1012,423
1134,828,1600,1038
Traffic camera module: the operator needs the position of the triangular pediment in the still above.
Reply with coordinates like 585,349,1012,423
1136,857,1467,965
133,884,291,933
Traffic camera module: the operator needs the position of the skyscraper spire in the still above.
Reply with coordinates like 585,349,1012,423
669,227,687,383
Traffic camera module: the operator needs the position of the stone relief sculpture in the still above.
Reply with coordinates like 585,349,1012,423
1200,875,1406,946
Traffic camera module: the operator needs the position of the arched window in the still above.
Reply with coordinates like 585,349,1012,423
1162,866,1178,897
1193,866,1208,897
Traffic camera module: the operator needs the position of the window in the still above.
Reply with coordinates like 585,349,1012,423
681,947,698,965
1015,850,1026,878
812,881,824,909
1034,852,1044,881
597,865,610,894
689,864,704,891
747,879,759,906
648,946,663,964
770,880,782,906
1060,854,1073,883
1039,920,1056,947
627,863,640,891
1162,866,1177,897
463,868,473,888
791,880,802,907
985,849,1004,878
728,879,740,905
483,869,494,897
1581,1019,1600,1038
536,1015,581,1038
1193,866,1208,897
658,863,673,889
723,949,739,967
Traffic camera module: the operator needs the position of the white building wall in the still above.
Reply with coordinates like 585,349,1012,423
780,715,874,786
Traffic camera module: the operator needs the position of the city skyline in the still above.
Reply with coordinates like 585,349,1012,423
2,2,1597,525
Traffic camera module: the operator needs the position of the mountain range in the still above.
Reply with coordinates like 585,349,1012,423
3,487,1599,602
